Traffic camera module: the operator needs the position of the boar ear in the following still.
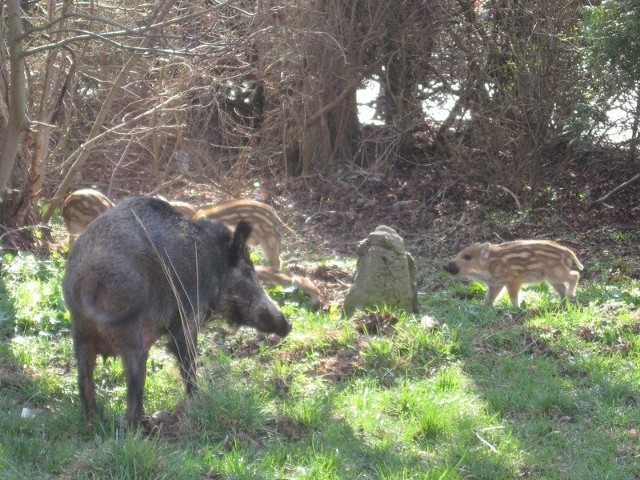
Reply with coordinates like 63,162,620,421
480,243,491,260
229,220,252,266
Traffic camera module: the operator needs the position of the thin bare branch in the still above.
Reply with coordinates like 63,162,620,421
22,6,228,57
592,172,640,205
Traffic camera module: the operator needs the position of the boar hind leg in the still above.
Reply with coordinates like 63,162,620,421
122,350,148,427
119,333,149,427
485,284,505,306
167,325,198,397
74,340,98,420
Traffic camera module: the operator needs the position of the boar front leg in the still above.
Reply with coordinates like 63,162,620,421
485,284,505,306
550,282,568,301
566,271,581,302
552,277,580,304
505,281,523,307
167,323,198,397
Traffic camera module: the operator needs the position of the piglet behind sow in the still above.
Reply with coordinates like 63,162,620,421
63,197,291,427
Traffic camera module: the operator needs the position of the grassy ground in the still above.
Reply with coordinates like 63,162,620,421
1,228,639,479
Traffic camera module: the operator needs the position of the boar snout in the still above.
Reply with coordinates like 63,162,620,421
224,295,291,337
444,262,459,275
259,307,291,337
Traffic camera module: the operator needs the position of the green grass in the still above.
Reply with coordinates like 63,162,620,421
1,249,639,479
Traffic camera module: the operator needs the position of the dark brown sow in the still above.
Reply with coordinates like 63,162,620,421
62,197,291,427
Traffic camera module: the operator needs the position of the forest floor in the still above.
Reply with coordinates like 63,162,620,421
150,144,640,309
11,142,640,309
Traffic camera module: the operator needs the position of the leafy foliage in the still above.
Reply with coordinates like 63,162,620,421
575,0,640,145
582,0,640,84
1,252,69,335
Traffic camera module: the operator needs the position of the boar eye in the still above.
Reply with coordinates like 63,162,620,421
463,254,472,261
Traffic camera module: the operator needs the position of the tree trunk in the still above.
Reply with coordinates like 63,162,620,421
256,0,362,176
298,65,361,174
326,76,361,164
379,6,429,150
0,0,31,225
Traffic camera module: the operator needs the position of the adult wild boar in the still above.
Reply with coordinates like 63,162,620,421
63,197,291,427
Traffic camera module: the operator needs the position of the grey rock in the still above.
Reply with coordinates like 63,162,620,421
344,225,418,316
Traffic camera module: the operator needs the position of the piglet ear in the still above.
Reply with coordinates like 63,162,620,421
480,242,491,260
229,220,252,267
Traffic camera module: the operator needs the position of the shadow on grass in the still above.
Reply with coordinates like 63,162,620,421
184,365,464,479
433,291,640,479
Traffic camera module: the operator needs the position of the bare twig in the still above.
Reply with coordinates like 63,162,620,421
107,135,135,198
592,172,640,205
0,224,51,244
475,431,498,453
496,184,522,210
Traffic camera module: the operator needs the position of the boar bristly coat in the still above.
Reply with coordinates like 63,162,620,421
63,197,291,426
